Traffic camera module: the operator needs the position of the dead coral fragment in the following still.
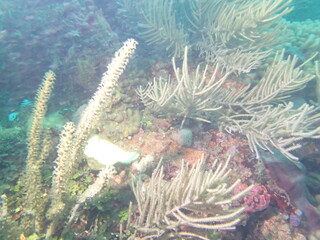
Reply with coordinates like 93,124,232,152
127,155,253,240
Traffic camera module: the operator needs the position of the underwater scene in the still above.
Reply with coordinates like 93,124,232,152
0,0,320,239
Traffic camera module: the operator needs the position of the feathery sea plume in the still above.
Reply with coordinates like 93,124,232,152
45,39,138,237
25,70,56,233
125,156,253,239
137,46,230,127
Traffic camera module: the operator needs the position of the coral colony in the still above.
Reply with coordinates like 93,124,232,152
1,0,320,240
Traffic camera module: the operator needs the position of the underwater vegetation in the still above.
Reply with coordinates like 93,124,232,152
0,0,320,240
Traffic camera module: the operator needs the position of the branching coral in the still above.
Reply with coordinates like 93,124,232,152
139,0,188,57
199,0,292,73
45,38,138,238
220,50,316,106
205,0,292,45
135,0,292,73
126,156,253,239
138,47,320,162
25,70,56,233
222,102,320,160
137,46,230,127
23,39,138,237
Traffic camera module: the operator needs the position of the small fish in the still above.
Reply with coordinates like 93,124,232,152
20,99,32,107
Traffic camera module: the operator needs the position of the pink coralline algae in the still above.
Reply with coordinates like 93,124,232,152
250,213,307,240
236,183,271,213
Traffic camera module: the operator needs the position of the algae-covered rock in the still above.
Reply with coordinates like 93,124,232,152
101,106,141,140
43,111,66,130
0,127,25,158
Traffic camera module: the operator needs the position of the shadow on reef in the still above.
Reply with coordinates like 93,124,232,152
261,149,320,233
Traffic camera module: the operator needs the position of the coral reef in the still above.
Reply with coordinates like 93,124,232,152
236,183,271,213
283,20,320,62
100,105,142,140
125,156,253,239
248,209,307,240
136,0,292,73
138,46,320,162
0,0,119,103
17,39,138,238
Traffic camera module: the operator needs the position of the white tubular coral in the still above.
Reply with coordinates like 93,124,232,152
49,122,76,215
76,38,138,142
67,39,138,170
25,70,56,233
45,39,138,238
26,71,56,181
